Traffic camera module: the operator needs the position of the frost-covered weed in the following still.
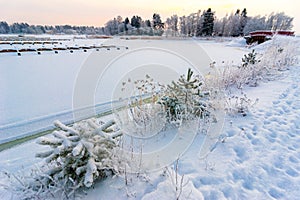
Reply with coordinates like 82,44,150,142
225,92,259,116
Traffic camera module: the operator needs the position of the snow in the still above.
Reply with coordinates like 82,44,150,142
0,50,89,142
226,37,247,47
0,38,119,143
198,41,248,64
252,35,300,52
1,36,300,199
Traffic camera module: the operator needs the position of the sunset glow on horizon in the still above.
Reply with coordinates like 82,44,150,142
0,0,299,33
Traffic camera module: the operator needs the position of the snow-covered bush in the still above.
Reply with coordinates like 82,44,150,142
258,36,299,71
36,119,122,188
206,36,298,116
207,62,244,90
206,61,261,116
210,36,298,91
6,119,123,199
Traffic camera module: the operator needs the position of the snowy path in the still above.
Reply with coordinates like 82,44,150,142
187,66,300,199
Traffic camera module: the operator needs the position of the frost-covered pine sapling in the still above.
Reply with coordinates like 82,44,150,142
35,119,123,197
240,49,262,87
159,96,180,121
159,68,210,123
241,49,260,68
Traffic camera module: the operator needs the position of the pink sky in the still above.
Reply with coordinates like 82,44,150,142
0,0,299,33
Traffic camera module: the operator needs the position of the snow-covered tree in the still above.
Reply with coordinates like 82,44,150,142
179,16,188,36
231,10,242,36
213,14,227,36
186,14,196,36
124,17,130,33
165,15,179,36
145,19,151,27
218,10,244,37
240,8,248,35
265,12,293,31
104,18,119,35
131,15,142,29
0,21,10,33
243,12,293,35
182,11,202,37
153,13,164,29
201,8,214,36
243,15,266,35
195,10,204,37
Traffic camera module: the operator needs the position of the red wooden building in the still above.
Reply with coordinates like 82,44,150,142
244,30,295,44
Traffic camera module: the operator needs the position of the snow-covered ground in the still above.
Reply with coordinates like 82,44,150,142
0,36,300,199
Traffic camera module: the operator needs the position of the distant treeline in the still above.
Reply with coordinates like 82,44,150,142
0,22,105,35
0,9,294,37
